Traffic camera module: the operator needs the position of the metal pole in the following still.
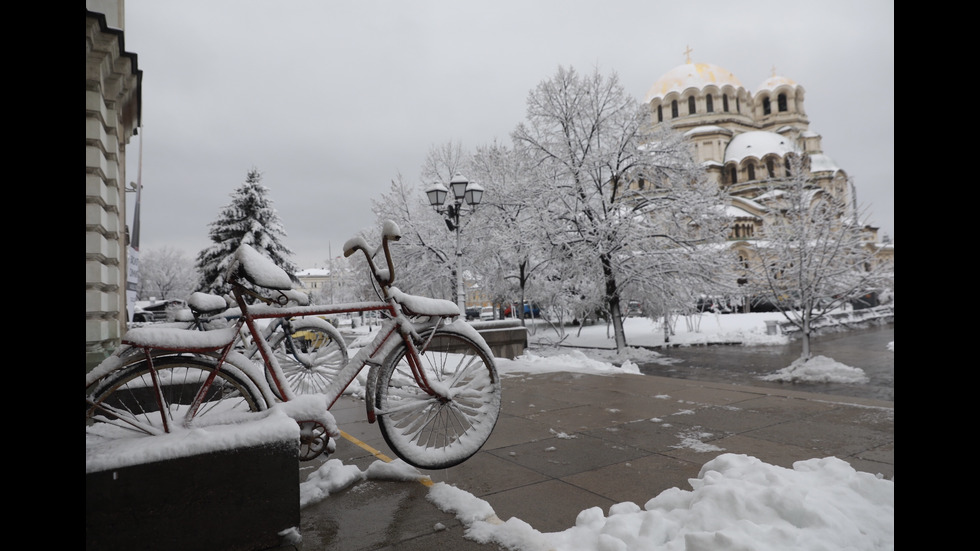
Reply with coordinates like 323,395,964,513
455,218,465,312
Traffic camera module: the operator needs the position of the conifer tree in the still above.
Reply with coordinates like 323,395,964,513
195,168,298,293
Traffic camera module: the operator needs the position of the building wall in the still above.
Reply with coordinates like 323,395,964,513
86,5,141,369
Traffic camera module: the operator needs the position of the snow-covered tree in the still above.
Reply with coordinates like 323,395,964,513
195,168,298,293
466,140,558,326
511,66,729,351
739,156,891,361
370,173,459,301
138,246,199,300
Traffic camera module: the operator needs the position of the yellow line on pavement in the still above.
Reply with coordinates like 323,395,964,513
338,430,433,487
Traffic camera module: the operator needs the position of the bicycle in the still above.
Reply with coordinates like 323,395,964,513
183,289,351,396
113,288,351,398
86,221,502,469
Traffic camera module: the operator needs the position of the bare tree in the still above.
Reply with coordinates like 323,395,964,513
138,246,199,300
741,156,891,361
511,66,729,351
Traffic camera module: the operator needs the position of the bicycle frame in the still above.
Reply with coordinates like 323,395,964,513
228,278,447,423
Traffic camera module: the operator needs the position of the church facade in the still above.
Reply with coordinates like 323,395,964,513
640,56,893,272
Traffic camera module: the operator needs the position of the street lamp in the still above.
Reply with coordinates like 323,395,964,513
426,173,484,312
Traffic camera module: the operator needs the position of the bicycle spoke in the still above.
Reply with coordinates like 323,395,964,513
376,330,500,469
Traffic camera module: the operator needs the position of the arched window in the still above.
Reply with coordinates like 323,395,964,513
767,158,775,178
730,166,737,184
762,97,771,115
723,95,729,112
688,96,696,115
736,97,740,113
785,157,792,175
657,104,663,122
706,95,713,113
747,164,755,181
671,100,678,118
778,93,788,112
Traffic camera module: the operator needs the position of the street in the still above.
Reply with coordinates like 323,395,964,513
639,323,894,402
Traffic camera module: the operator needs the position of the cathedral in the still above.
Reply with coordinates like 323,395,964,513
641,53,892,269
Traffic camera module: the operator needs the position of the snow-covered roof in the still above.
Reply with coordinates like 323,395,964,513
807,153,840,173
754,189,785,203
684,125,732,137
731,195,768,212
644,62,743,103
725,204,761,219
754,74,800,94
295,268,330,277
724,131,797,164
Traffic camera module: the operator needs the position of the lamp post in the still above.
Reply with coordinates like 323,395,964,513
426,173,484,312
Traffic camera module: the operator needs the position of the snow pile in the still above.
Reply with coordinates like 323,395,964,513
496,348,641,376
86,394,339,474
427,453,893,551
759,355,870,384
300,457,430,508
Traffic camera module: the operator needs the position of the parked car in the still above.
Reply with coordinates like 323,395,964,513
479,306,494,321
696,296,735,314
625,300,644,317
133,298,187,323
465,307,481,321
504,302,542,318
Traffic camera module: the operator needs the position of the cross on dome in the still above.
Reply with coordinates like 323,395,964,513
684,45,693,64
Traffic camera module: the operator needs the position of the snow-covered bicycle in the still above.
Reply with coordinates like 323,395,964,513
86,221,502,469
111,287,351,399
182,289,350,397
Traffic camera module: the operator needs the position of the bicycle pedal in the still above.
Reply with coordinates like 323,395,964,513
296,420,335,461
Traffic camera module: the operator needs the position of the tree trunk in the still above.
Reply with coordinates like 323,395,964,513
800,309,812,361
600,253,627,351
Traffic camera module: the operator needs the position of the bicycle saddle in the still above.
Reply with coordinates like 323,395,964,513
232,243,294,290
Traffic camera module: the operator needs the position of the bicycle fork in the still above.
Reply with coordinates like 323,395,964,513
361,321,443,424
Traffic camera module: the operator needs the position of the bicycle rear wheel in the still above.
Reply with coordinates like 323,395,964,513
86,355,265,439
266,317,348,395
375,329,500,469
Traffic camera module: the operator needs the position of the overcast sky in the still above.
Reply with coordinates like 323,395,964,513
120,0,894,269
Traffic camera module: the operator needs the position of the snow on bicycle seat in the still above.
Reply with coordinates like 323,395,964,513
234,243,293,290
389,286,460,317
187,292,230,315
122,325,240,351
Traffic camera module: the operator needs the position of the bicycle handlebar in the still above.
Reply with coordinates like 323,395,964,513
343,220,402,289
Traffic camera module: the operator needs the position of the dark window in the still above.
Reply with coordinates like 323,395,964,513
657,104,663,122
671,100,678,118
762,97,771,115
767,158,775,178
706,95,713,112
688,96,696,115
730,166,737,184
778,93,788,112
723,95,729,112
785,158,792,175
747,164,755,181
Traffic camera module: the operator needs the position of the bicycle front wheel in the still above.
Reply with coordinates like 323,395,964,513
267,317,349,395
375,329,501,469
86,355,265,439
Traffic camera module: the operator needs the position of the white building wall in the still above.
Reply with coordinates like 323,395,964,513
86,4,140,369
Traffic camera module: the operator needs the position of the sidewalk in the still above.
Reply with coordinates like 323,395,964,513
296,369,894,550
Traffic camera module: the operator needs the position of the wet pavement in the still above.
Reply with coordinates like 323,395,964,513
290,324,894,550
639,323,894,402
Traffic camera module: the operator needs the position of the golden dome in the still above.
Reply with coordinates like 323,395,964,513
644,62,743,103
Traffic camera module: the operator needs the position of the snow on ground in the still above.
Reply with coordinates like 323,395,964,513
88,310,894,549
426,453,892,551
312,310,894,550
